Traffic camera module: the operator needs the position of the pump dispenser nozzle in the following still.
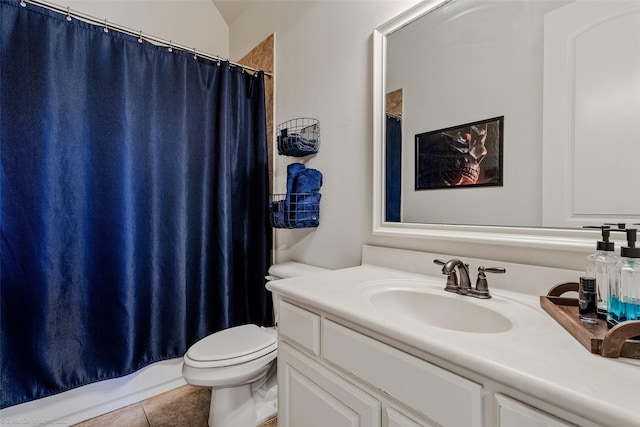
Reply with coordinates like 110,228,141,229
583,225,614,251
604,223,627,230
611,228,640,259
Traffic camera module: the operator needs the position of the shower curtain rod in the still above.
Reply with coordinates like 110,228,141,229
19,0,272,78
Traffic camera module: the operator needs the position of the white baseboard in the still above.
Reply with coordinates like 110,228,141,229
0,358,186,427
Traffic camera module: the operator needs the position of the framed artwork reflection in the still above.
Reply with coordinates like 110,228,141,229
415,116,504,190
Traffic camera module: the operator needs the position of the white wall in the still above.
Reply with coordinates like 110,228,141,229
229,0,421,270
229,0,589,271
63,0,229,58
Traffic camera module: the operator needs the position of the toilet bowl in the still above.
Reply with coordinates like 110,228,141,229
182,324,278,427
182,262,329,427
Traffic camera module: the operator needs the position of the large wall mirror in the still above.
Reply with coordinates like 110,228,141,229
373,0,640,251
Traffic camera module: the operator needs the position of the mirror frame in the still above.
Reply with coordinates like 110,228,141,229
372,0,595,253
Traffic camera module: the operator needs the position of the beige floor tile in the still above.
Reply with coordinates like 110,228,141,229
73,384,277,426
258,417,278,427
73,404,149,427
143,385,210,426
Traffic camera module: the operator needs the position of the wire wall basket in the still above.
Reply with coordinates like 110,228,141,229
277,118,320,157
269,193,321,229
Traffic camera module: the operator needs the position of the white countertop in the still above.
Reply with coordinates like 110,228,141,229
267,264,640,427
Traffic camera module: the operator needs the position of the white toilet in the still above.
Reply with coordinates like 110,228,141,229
182,261,328,427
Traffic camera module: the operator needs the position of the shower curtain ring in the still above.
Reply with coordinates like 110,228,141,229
103,19,108,33
138,30,143,43
193,47,197,60
20,0,26,6
66,7,72,21
168,41,173,53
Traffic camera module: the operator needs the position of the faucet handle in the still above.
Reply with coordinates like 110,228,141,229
482,267,506,274
472,266,506,299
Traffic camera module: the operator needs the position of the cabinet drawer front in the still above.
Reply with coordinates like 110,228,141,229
322,319,482,427
279,300,321,355
495,394,575,427
386,408,437,427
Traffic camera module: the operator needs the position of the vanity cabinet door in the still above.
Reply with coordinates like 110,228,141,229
495,394,575,427
278,341,381,427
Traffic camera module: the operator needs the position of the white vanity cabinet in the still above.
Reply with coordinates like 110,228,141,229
276,299,588,427
277,300,480,427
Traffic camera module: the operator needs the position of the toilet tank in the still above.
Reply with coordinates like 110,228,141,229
266,261,330,325
267,261,329,281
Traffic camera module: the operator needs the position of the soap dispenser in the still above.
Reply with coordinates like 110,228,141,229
608,228,640,327
584,226,617,318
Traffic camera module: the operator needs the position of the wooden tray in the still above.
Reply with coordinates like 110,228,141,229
540,282,640,359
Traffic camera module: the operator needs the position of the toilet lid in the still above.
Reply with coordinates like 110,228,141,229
187,324,276,363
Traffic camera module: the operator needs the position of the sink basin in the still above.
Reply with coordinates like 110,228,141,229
368,287,513,333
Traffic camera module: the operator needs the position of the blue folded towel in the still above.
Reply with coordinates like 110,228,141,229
292,168,323,194
269,200,287,228
286,163,322,194
280,135,318,157
278,124,319,157
288,193,321,228
282,163,323,228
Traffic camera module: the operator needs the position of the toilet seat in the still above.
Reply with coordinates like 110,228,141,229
186,324,277,368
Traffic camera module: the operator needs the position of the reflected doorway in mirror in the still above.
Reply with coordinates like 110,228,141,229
385,88,403,222
415,116,504,190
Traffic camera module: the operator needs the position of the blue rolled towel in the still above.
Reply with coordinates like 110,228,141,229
286,163,306,195
285,163,305,224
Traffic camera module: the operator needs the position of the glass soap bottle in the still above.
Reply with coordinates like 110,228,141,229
578,277,598,324
609,228,640,327
585,227,617,318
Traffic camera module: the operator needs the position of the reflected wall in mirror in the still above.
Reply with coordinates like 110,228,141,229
379,0,640,230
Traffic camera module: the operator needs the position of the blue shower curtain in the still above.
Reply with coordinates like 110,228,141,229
0,0,271,408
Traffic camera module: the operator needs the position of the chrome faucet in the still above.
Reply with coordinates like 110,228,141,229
435,259,472,294
434,259,505,299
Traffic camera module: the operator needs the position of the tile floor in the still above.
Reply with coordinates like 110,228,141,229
73,385,277,427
